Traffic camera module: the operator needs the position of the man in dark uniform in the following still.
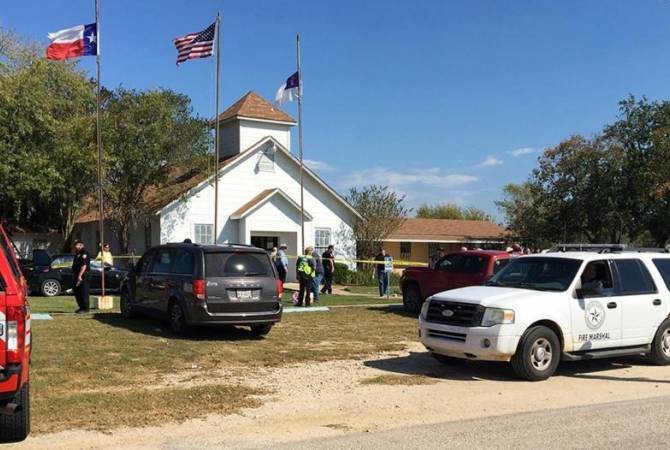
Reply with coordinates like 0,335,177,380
321,245,335,295
71,239,91,313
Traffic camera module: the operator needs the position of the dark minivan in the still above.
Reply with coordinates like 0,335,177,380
120,243,283,335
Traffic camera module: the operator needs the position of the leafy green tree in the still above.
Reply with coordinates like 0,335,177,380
416,203,492,221
102,88,209,252
605,96,670,246
495,182,547,247
345,185,410,260
0,27,96,246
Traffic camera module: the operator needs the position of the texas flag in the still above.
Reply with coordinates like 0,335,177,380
46,23,98,60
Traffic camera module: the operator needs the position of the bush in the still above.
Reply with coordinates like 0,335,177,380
333,262,401,286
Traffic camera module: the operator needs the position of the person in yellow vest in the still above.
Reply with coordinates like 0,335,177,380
96,243,114,267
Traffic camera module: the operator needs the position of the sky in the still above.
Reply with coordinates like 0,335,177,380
4,0,670,221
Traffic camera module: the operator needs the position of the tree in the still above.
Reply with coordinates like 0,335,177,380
345,185,410,260
0,27,96,246
102,88,209,253
605,96,670,246
495,182,548,248
416,203,492,221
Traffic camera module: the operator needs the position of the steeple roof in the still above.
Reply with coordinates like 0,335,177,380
216,91,296,124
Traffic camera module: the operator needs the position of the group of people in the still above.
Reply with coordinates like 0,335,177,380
272,244,336,307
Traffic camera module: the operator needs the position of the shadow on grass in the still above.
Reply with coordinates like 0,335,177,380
91,312,267,342
365,304,417,318
364,351,667,383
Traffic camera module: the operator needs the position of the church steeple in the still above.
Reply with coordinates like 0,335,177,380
216,92,296,160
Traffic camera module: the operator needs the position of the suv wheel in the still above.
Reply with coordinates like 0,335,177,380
169,301,188,335
41,279,61,297
403,283,422,314
511,326,560,381
649,319,670,365
250,324,273,337
0,382,30,443
120,290,135,319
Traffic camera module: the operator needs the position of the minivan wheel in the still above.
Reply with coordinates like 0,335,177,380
169,301,188,335
41,279,61,297
0,382,30,443
250,324,273,337
403,284,422,314
511,326,560,381
649,319,670,365
120,291,135,319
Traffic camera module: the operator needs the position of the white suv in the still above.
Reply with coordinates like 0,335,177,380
419,249,670,380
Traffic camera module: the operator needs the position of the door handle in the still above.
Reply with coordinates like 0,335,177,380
653,299,662,306
607,302,617,309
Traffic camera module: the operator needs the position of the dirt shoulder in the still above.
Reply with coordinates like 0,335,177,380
14,342,670,449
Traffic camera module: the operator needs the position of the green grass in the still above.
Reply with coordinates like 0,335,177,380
29,295,120,314
341,285,402,296
30,293,399,315
29,304,417,433
281,293,400,307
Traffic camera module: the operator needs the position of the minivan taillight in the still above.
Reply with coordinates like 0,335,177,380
192,279,206,302
6,306,25,364
275,279,284,299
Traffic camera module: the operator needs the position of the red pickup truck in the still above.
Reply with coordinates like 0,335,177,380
0,225,31,442
400,250,512,313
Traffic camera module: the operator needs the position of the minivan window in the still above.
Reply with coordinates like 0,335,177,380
652,259,670,290
173,250,194,275
151,249,174,274
613,259,657,295
205,252,272,277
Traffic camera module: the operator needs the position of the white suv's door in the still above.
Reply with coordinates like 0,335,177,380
570,260,622,351
612,259,662,347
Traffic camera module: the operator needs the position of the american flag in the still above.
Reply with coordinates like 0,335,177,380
174,22,216,66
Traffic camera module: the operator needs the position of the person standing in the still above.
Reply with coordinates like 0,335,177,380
311,247,324,303
275,244,289,285
96,243,114,267
431,247,446,270
72,239,91,313
321,245,335,295
374,248,390,297
296,247,315,307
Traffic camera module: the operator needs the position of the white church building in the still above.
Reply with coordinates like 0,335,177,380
75,92,362,280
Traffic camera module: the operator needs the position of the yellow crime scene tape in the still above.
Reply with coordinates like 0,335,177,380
106,254,429,267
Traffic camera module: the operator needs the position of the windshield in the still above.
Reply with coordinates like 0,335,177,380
485,256,581,292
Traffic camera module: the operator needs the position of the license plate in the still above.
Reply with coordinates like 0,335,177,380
237,290,253,300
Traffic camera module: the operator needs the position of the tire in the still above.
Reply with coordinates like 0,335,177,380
403,283,422,314
0,382,30,443
511,326,560,381
120,290,135,319
649,319,670,365
169,301,188,335
432,352,466,365
41,279,61,297
250,324,273,337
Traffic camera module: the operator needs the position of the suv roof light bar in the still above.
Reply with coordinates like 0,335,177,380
549,243,669,254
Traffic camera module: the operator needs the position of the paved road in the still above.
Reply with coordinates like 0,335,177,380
270,395,670,449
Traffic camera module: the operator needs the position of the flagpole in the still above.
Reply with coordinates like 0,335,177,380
297,33,305,251
213,13,221,244
95,0,105,298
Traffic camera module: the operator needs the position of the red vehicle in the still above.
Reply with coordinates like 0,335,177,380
400,250,512,313
0,225,31,442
